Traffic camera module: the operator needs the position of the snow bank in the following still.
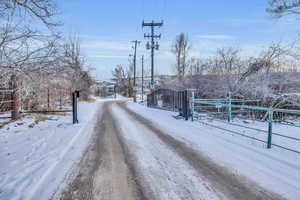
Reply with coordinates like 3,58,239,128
127,102,300,200
0,100,103,200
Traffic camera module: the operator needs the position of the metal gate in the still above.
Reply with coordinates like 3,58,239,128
147,89,190,120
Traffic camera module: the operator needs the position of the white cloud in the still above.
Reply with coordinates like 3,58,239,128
89,55,128,59
81,40,130,51
196,34,235,40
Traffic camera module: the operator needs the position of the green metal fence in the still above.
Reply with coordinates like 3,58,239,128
191,95,300,154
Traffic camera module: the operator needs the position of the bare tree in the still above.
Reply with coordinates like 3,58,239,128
61,35,92,100
216,47,241,75
241,43,287,81
112,64,134,97
188,57,209,76
267,0,300,18
0,0,94,110
0,0,59,27
171,33,191,79
0,0,60,80
112,64,127,95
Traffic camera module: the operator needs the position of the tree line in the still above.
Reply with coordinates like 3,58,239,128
0,0,92,111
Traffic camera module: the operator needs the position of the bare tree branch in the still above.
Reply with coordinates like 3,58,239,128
267,0,300,18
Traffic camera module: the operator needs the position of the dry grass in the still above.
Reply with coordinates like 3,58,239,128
0,120,12,129
33,114,52,123
45,111,68,116
84,97,96,103
28,114,53,128
0,112,63,129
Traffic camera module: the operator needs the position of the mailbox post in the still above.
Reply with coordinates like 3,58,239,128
72,90,80,124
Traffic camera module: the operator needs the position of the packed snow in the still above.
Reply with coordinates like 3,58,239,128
0,99,103,200
127,102,300,200
111,104,222,200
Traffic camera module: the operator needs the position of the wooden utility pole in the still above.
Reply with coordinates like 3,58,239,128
142,20,163,85
141,55,144,102
132,40,140,102
132,40,141,87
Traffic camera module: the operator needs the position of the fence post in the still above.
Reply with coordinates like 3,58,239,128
72,92,76,124
181,91,184,116
175,91,177,110
227,92,232,122
184,90,189,121
177,91,179,110
10,75,20,120
191,91,195,121
47,88,50,110
172,91,175,111
147,94,149,107
267,109,273,149
179,91,183,116
152,91,155,107
178,92,180,114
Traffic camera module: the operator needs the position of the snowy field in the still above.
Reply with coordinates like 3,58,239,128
128,102,300,200
0,99,105,200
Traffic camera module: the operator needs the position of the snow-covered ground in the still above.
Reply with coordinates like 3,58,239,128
0,113,11,125
126,102,300,200
199,117,300,153
2,98,299,200
0,99,104,200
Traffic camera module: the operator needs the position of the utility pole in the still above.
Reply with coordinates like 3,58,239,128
141,55,144,102
131,40,140,87
142,20,163,85
131,40,140,102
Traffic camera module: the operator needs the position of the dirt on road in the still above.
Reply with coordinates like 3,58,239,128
59,102,144,200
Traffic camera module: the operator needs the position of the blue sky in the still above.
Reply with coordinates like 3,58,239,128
59,0,300,80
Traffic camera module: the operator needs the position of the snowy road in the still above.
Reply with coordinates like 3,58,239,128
60,100,284,200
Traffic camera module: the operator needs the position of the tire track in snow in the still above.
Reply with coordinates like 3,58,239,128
117,102,285,200
112,103,223,200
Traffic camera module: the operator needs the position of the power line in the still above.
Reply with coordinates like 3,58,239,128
159,0,167,21
161,0,167,37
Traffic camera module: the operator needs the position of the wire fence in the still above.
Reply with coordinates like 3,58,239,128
0,88,14,119
0,88,80,124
